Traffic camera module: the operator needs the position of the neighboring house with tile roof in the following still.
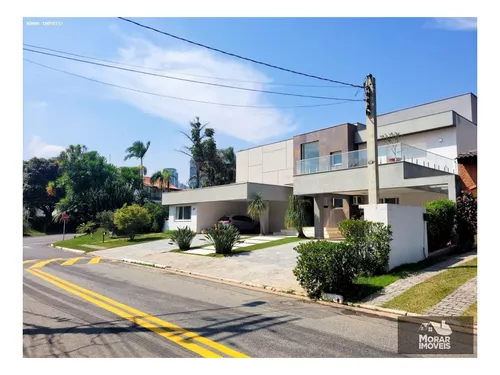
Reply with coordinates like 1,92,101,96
457,150,477,197
143,176,184,202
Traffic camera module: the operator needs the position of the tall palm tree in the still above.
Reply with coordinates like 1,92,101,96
150,169,172,193
124,141,151,179
247,192,269,235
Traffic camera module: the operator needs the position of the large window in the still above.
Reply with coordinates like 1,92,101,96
332,198,344,208
301,141,319,159
301,141,319,173
175,206,192,220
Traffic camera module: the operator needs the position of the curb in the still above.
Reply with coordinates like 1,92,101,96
50,247,478,334
50,244,86,254
114,258,477,333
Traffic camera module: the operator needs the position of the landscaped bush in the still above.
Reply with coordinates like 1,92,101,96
205,223,241,254
77,221,97,236
424,199,457,251
143,202,169,233
338,219,392,275
114,204,150,240
96,210,114,234
170,226,196,250
456,190,477,250
293,240,359,298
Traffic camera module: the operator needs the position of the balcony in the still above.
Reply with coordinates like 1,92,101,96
295,143,458,176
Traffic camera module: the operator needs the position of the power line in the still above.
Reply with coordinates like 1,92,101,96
23,48,362,102
24,59,361,109
23,43,352,89
117,17,364,89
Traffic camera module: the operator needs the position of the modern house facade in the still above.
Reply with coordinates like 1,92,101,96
163,93,477,237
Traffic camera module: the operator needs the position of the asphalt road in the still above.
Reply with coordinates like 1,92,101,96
23,236,474,358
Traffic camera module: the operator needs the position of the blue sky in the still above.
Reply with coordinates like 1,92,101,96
23,17,477,184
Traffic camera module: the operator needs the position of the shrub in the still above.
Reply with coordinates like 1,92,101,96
114,204,150,240
205,223,241,254
339,219,392,275
77,221,97,236
143,202,169,233
456,190,477,250
293,241,359,298
23,217,31,236
170,226,196,250
96,210,114,233
424,199,457,251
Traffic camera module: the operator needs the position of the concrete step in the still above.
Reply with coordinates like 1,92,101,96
303,227,344,240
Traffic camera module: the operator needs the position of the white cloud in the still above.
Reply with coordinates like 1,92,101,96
426,18,477,31
27,136,65,158
80,36,296,143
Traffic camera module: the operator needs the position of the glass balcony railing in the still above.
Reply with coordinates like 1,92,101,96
296,143,458,175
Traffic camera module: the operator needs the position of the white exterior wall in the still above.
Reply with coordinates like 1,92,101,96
168,205,197,232
361,204,428,270
196,201,248,232
456,115,477,154
236,139,293,186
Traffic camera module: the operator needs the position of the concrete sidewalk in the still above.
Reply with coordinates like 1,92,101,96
93,239,309,294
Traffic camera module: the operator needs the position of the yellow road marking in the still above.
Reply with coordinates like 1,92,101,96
60,257,85,266
26,268,249,358
88,257,101,264
30,258,63,268
23,259,38,264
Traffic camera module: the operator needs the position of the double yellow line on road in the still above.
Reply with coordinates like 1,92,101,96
26,268,249,358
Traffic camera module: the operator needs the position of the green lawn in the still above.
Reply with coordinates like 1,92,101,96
382,258,477,313
206,236,306,257
53,228,172,252
347,254,465,302
462,302,477,323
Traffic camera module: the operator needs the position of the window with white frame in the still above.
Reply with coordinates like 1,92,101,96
175,206,192,220
330,151,343,168
378,198,399,204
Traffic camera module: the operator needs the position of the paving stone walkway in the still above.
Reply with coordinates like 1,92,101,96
363,251,477,306
425,277,477,316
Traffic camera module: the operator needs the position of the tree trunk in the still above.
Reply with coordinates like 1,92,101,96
259,213,265,236
297,227,307,239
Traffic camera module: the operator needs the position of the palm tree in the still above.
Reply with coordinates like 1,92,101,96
124,141,151,179
150,169,172,192
285,195,310,238
247,192,269,235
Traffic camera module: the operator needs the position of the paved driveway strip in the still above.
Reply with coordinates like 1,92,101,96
93,238,309,294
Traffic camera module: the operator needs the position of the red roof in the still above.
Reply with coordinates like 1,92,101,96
143,177,184,191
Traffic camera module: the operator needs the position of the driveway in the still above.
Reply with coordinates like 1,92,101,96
92,235,309,294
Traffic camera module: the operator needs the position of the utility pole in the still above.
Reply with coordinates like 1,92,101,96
364,74,379,204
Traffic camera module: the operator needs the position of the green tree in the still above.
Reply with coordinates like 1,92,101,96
215,147,236,185
23,157,63,232
114,204,150,240
177,117,210,189
53,145,142,224
247,192,269,235
285,195,310,239
143,201,169,233
96,210,115,232
150,169,172,192
124,140,151,179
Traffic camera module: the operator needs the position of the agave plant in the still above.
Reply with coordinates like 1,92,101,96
77,221,97,237
205,223,241,254
170,226,196,250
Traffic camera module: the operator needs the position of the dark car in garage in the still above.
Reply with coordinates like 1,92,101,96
218,214,260,234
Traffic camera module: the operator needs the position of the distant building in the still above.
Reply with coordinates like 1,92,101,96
165,168,179,187
189,159,205,188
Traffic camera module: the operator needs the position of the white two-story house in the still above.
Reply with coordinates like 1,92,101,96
163,93,477,238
